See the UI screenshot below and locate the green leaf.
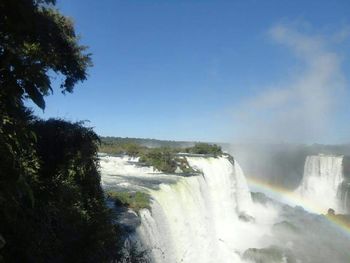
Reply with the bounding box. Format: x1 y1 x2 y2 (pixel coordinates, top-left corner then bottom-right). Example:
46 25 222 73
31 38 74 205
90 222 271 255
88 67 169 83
24 84 46 110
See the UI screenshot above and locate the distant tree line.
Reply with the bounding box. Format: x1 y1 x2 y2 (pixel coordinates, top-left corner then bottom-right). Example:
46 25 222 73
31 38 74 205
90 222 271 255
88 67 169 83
101 136 195 149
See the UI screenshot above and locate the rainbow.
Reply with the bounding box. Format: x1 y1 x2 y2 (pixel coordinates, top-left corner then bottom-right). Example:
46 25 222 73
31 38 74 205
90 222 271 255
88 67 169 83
247 177 350 238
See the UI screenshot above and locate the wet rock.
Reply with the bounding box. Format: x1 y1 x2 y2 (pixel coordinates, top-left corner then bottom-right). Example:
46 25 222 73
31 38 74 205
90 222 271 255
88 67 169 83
327 208 335 216
243 246 297 263
238 212 255 222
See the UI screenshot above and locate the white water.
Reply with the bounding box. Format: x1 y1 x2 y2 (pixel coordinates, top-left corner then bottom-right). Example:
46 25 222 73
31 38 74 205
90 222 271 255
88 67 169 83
99 155 157 177
136 156 277 263
340 185 350 213
295 154 345 214
99 154 350 263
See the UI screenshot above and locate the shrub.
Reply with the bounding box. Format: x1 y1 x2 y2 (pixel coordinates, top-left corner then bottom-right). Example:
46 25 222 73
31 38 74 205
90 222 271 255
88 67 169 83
186 143 223 156
139 148 177 173
107 191 150 212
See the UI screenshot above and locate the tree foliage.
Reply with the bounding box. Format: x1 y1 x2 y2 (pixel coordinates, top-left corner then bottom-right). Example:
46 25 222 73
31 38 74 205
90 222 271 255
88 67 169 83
1 120 118 262
0 0 91 109
185 143 222 156
0 1 118 262
139 147 178 173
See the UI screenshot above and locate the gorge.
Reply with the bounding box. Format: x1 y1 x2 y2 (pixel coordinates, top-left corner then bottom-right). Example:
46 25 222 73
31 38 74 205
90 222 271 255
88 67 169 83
99 151 350 263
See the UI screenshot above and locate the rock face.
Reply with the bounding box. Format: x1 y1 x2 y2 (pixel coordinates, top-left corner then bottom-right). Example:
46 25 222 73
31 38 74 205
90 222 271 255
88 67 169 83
238 212 255 222
327 208 335 216
338 180 350 213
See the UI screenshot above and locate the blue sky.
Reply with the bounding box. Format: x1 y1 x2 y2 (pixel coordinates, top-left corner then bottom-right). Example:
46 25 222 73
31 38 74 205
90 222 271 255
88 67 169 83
30 0 350 143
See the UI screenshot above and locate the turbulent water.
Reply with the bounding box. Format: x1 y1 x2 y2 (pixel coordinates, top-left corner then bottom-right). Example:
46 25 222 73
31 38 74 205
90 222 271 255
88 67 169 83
136 156 276 263
295 154 345 213
99 154 350 263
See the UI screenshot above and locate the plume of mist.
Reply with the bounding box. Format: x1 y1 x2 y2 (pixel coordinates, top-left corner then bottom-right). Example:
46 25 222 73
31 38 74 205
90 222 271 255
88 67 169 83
232 23 347 143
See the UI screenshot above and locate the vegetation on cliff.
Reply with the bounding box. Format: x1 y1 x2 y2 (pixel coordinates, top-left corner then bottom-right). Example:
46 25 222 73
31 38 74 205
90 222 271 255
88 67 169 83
139 144 223 173
107 191 151 212
139 147 178 173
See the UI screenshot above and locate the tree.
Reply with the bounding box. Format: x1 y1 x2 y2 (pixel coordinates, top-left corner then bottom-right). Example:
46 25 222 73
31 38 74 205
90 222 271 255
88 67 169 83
0 0 92 223
0 0 91 110
0 0 92 206
186 143 222 156
0 1 119 262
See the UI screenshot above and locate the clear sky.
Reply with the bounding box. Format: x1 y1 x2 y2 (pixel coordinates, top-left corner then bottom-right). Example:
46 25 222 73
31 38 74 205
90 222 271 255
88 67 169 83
30 0 350 143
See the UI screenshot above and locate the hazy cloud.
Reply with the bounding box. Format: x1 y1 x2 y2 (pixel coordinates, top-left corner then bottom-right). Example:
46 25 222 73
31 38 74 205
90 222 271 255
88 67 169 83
232 23 347 143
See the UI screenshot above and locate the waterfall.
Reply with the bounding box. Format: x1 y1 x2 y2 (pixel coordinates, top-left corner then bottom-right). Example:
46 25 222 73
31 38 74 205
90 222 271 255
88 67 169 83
99 153 350 263
136 156 273 263
295 154 345 214
338 181 350 213
99 154 278 262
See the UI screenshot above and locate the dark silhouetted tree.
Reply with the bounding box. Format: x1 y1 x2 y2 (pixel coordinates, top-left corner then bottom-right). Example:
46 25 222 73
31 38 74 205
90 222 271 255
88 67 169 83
0 1 118 262
0 0 92 109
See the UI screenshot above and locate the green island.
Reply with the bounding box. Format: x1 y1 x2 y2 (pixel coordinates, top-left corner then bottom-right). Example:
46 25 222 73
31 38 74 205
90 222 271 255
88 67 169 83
99 138 223 173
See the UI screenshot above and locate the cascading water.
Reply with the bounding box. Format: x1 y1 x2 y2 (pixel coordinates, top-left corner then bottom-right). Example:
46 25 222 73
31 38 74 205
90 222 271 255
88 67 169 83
338 181 350 213
99 153 350 263
295 154 345 214
138 157 274 263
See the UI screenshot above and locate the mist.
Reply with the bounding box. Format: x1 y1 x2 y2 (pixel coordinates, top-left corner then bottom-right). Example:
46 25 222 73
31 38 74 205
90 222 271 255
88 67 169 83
232 23 348 144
